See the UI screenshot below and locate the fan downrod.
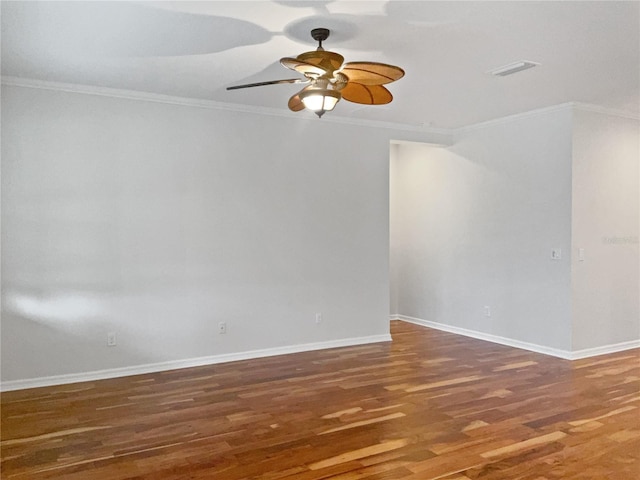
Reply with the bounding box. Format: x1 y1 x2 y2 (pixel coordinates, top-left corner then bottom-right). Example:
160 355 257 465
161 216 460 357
311 28 330 48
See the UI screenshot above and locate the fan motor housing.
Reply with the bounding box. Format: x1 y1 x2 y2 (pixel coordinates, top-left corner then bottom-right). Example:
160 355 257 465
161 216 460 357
311 28 330 43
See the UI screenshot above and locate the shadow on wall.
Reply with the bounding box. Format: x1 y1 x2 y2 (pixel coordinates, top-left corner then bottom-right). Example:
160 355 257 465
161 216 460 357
1 289 155 382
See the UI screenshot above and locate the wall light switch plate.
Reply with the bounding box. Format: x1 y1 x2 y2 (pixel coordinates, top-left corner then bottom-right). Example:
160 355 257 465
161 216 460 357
578 248 585 261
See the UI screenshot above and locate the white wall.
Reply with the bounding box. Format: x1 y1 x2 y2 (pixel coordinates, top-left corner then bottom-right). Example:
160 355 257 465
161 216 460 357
571 110 640 350
389 143 400 317
1 84 445 384
391 105 640 355
6 85 634 387
391 107 574 351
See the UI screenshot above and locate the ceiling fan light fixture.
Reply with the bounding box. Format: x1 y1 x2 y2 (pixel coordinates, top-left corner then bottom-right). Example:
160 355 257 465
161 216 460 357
227 28 404 118
299 88 341 118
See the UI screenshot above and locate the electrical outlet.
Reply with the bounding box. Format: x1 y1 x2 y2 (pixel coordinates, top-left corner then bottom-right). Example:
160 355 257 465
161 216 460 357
107 332 117 347
315 312 322 324
218 322 227 334
484 306 491 317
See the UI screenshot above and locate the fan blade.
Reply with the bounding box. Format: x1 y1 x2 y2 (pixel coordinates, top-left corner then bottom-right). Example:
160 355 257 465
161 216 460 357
340 62 405 86
341 83 393 105
288 86 312 112
227 78 307 90
288 94 305 112
297 50 344 73
280 57 327 76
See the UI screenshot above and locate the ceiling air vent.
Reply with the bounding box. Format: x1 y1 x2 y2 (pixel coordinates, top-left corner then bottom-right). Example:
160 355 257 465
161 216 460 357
489 61 539 76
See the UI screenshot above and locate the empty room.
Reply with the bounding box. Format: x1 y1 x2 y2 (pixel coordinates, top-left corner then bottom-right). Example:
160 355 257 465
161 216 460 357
1 1 639 479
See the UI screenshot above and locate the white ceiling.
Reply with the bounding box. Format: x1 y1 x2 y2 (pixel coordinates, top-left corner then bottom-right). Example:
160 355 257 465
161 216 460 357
2 1 638 129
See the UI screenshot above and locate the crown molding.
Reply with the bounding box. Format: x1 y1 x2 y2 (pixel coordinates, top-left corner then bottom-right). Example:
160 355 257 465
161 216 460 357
455 102 575 135
457 102 639 136
571 102 640 121
0 75 450 136
3 76 635 138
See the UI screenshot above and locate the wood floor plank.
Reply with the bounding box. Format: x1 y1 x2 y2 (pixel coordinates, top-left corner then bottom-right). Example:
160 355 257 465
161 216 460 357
2 321 639 479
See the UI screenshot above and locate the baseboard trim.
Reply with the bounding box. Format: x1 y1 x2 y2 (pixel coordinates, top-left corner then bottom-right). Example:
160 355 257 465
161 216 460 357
390 314 640 360
0 333 392 392
392 315 572 359
570 340 640 360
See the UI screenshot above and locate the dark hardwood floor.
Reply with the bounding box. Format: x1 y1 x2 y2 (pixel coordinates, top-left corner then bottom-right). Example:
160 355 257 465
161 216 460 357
1 321 639 479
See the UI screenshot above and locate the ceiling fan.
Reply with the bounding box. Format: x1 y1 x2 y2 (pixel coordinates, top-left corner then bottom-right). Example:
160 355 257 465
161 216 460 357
227 28 405 118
